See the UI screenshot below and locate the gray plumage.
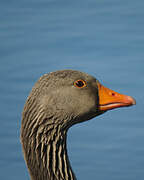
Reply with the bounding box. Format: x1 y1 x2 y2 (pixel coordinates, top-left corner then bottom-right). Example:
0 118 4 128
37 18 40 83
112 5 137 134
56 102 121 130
21 70 103 180
21 69 136 180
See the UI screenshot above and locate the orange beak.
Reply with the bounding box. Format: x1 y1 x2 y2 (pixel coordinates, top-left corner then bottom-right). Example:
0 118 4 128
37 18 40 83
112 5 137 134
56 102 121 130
97 82 136 111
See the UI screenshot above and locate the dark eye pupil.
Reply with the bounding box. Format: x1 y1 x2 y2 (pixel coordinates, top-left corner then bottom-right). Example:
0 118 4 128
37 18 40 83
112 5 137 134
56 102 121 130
74 80 86 88
76 80 84 87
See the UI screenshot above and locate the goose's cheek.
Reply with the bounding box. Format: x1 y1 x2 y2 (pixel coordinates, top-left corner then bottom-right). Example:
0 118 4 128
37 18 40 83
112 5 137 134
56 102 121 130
69 95 98 118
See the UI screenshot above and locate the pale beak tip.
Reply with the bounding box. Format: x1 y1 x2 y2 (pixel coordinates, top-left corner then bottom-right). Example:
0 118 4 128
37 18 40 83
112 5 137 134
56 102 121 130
132 98 136 105
128 96 136 105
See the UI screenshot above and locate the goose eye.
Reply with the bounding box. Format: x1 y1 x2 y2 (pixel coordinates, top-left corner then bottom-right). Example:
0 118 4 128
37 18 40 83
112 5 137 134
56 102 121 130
74 80 86 88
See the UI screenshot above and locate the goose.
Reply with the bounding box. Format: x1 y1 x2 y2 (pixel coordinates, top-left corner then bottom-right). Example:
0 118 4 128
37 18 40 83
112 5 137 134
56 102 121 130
21 70 136 180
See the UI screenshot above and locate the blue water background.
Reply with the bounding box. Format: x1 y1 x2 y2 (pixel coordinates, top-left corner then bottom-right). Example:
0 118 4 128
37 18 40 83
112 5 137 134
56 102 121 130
0 0 144 179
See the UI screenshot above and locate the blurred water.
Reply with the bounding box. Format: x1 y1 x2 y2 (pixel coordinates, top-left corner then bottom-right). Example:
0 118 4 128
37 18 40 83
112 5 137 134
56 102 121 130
0 0 144 179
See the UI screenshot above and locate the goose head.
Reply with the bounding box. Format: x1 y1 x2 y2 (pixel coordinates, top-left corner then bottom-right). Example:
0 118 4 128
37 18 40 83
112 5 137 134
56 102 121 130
21 70 135 180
